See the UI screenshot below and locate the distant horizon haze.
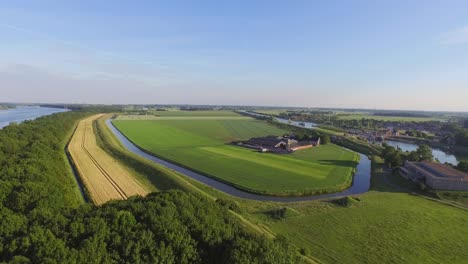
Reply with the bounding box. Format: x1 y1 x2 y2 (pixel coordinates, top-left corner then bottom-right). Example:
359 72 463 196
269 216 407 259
1 1 468 111
4 101 468 114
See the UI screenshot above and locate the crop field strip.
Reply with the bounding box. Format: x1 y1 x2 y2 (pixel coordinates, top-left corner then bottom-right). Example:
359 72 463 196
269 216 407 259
68 115 149 205
80 126 127 199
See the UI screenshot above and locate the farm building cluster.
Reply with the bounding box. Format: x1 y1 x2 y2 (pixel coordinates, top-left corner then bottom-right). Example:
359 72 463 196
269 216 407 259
235 135 320 153
400 161 468 191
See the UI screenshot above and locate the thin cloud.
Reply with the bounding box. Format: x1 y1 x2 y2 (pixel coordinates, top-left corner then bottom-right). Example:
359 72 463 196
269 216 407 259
440 26 468 45
0 23 164 66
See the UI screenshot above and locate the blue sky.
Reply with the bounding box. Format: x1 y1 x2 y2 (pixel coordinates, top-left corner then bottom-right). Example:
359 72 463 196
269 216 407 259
1 1 468 111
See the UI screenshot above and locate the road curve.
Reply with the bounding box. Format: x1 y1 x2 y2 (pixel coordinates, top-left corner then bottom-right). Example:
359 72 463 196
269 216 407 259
106 119 371 202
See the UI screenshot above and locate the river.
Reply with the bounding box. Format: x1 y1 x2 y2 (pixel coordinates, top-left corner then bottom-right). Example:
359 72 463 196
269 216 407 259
106 118 371 202
0 106 69 129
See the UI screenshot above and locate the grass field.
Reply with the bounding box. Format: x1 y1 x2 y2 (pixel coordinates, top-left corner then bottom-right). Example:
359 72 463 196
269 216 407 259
68 115 150 205
149 110 240 116
242 156 468 264
254 109 287 116
116 114 250 120
113 116 359 196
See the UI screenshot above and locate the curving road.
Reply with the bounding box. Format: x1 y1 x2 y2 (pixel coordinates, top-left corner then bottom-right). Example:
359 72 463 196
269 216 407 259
106 119 371 202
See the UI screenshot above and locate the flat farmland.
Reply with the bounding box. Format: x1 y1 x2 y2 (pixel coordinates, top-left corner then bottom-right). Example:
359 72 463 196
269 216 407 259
68 115 149 205
150 110 240 116
113 115 359 196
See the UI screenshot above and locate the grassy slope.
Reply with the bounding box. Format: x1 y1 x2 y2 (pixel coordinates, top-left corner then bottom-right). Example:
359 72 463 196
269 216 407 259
113 118 358 195
436 191 468 207
243 156 468 264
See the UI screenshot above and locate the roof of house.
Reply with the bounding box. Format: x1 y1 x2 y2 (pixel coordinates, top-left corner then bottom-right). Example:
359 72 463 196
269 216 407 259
244 136 287 148
407 161 468 181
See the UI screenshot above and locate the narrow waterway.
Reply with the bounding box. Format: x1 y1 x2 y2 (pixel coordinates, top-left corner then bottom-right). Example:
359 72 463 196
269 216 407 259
106 119 371 202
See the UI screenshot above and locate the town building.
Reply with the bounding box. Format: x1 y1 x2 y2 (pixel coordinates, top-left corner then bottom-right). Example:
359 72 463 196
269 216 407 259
400 161 468 191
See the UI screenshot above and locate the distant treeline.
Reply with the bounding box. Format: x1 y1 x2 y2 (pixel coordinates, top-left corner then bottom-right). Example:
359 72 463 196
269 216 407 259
0 111 300 263
179 106 216 111
39 104 67 109
37 104 126 112
373 112 431 118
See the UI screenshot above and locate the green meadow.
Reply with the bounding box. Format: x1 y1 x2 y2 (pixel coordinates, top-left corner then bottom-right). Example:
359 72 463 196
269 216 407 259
149 110 240 116
113 115 359 196
243 157 468 264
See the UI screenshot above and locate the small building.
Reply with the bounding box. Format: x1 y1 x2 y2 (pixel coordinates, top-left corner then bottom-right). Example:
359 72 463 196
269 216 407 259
240 135 315 153
400 161 468 191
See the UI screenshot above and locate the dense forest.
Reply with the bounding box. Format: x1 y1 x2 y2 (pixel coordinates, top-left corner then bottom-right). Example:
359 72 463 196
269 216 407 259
0 112 300 263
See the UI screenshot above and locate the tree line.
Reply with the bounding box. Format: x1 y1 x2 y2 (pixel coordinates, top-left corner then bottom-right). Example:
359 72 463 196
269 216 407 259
0 111 301 263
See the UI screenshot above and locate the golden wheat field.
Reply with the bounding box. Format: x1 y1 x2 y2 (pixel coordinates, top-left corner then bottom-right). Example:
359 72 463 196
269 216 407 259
68 114 149 205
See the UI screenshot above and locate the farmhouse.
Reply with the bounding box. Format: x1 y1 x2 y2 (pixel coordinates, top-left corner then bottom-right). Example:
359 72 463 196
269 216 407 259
400 161 468 191
239 135 319 153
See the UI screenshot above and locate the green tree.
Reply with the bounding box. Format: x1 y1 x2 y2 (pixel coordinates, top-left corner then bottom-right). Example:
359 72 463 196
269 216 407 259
416 144 433 162
321 135 331 145
457 161 468 173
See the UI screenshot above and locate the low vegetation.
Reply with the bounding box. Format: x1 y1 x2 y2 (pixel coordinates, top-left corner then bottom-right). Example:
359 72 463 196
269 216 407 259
436 191 468 207
242 156 468 264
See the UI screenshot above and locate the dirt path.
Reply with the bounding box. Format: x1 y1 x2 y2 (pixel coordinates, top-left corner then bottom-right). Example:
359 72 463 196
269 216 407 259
68 114 149 205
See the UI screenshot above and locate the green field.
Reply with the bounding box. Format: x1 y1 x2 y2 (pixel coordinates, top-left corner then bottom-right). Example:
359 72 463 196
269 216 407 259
254 109 287 116
243 157 468 263
113 115 359 196
149 110 240 116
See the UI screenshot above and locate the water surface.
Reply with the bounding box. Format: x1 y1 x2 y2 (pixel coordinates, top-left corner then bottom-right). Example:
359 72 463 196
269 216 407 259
0 106 68 129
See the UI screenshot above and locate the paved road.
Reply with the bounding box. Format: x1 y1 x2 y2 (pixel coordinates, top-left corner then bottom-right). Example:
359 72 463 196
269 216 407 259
106 119 372 202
